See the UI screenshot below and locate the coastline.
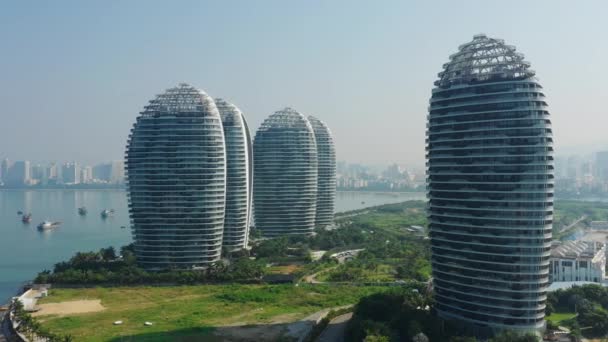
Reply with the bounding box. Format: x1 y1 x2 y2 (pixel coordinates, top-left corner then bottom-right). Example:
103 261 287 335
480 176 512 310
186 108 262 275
4 190 608 307
0 190 422 307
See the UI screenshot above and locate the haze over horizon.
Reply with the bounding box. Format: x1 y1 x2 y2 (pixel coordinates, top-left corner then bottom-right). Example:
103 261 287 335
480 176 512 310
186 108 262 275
1 0 607 167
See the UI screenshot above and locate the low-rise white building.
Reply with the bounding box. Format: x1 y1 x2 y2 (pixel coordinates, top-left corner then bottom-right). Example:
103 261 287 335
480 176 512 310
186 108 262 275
550 240 606 283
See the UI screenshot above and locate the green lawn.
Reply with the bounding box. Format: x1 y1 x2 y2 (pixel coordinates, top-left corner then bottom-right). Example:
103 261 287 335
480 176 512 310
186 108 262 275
317 263 397 282
546 311 577 325
37 284 388 341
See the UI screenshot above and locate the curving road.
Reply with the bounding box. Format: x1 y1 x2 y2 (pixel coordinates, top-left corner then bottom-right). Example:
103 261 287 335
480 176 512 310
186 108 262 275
315 313 352 342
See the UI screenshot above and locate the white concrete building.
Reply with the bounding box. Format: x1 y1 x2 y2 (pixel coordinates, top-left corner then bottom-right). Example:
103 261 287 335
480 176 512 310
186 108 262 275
550 241 606 283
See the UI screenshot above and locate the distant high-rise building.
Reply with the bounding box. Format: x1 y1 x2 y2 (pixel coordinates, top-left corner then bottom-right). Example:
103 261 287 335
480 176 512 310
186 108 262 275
383 163 404 181
30 164 45 185
253 108 318 237
62 162 80 184
596 151 608 182
308 116 336 228
47 163 58 183
1 158 10 184
566 156 580 180
216 99 253 250
110 161 124 184
80 166 93 184
554 156 567 180
91 162 124 184
427 35 553 334
93 163 112 182
6 161 30 186
126 83 227 270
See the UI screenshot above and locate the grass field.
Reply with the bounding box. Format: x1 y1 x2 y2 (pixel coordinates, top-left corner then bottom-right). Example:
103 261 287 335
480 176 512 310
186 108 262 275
316 263 396 282
546 311 577 325
37 284 388 341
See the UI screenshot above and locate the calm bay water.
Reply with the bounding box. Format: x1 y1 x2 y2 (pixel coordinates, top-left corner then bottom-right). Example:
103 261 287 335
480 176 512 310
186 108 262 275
0 190 424 304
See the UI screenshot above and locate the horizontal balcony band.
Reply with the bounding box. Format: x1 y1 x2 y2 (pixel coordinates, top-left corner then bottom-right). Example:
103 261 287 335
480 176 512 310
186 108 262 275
433 270 549 294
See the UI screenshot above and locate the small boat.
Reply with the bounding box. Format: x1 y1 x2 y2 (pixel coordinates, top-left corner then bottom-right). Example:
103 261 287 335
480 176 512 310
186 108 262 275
78 207 88 216
22 214 32 223
17 210 23 215
37 221 61 231
101 209 114 219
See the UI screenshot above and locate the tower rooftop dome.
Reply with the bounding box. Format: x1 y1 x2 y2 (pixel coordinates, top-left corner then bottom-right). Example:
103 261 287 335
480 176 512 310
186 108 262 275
258 107 310 130
436 34 535 88
141 83 216 116
214 98 243 124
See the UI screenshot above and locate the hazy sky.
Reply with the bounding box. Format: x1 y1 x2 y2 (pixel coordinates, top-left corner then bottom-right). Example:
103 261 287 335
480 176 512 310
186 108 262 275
1 0 607 167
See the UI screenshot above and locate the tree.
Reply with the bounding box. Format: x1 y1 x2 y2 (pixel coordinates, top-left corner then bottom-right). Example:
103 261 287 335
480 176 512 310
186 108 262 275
412 332 429 342
364 335 390 342
489 331 538 342
546 319 559 331
100 246 117 261
579 305 608 335
449 337 477 342
251 237 289 258
545 301 554 316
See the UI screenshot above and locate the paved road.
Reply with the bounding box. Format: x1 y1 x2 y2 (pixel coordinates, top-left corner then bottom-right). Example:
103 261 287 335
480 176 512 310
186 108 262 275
559 215 587 233
1 311 11 342
303 266 338 284
316 313 353 342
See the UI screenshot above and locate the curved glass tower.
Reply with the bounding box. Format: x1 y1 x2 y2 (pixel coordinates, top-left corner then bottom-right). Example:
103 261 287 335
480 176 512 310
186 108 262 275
427 35 553 333
308 116 336 228
253 108 318 237
126 83 226 270
215 98 253 250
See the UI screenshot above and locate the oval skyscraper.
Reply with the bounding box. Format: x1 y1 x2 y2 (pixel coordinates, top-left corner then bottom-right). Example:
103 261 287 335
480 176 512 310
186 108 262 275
308 116 336 228
215 98 253 250
253 108 318 237
427 35 553 334
126 83 227 270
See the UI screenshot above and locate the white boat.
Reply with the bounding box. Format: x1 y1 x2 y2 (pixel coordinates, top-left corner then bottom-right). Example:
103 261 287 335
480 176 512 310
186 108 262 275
37 221 61 231
101 209 115 219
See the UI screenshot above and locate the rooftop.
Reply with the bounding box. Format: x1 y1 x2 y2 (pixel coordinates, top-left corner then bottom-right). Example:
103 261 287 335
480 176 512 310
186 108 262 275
435 34 535 88
141 83 216 117
551 240 606 259
258 107 311 131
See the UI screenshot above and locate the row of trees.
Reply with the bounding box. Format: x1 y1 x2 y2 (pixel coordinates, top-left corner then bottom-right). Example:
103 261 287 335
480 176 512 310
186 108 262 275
547 284 608 337
345 286 539 342
35 244 265 285
250 200 431 284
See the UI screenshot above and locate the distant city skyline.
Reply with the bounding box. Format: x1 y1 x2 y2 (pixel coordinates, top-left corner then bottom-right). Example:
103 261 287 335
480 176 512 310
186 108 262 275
1 1 608 166
0 158 124 187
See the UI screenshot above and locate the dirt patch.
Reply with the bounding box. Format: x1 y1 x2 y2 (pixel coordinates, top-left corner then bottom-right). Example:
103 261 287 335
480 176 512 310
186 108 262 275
33 299 105 317
267 264 302 274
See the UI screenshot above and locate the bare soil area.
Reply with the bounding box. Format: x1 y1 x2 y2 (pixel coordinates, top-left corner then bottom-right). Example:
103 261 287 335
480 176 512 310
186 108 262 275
32 299 105 317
